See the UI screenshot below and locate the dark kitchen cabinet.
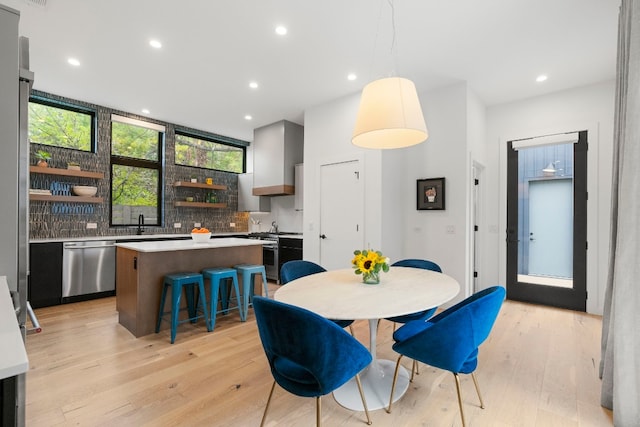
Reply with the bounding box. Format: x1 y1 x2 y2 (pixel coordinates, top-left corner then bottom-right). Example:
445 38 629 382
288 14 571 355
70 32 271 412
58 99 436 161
278 237 303 277
29 242 63 308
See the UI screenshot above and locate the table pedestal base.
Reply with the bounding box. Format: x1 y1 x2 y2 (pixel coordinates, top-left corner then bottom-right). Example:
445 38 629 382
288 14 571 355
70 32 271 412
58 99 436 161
333 359 410 411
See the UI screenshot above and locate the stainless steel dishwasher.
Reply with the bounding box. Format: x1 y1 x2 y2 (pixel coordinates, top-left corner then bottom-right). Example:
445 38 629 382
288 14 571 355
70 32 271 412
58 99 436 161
62 240 116 300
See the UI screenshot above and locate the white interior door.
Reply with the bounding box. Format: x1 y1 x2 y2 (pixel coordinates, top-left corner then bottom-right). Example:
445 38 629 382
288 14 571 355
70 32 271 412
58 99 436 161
319 160 363 270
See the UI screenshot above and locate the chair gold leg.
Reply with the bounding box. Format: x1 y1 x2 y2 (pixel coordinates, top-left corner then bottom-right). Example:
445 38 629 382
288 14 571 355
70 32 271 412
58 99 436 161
415 360 420 375
453 373 467 427
260 381 277 427
471 372 485 409
386 355 404 413
348 324 355 336
410 359 417 382
354 374 372 425
316 396 321 427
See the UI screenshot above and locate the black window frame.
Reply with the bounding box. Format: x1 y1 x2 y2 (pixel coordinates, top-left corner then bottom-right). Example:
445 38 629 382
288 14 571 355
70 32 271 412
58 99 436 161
174 128 248 174
28 95 97 153
109 117 164 228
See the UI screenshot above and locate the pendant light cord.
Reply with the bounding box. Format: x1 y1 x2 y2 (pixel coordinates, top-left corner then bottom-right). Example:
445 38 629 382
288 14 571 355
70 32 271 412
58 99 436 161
387 0 397 76
368 0 398 80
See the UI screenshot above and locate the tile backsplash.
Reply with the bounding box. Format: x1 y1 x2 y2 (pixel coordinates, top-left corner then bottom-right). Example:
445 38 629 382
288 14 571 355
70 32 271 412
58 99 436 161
29 91 249 240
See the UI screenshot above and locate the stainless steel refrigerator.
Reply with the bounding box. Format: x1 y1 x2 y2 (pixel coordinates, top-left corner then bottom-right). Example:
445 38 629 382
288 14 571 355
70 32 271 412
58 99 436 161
0 4 32 425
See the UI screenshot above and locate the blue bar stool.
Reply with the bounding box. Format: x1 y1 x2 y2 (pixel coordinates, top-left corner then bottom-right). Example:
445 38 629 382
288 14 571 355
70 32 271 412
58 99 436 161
233 264 269 320
202 267 244 327
156 272 210 344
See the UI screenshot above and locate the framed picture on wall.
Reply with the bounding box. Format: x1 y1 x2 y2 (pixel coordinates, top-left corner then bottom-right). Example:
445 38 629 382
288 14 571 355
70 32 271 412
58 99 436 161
417 177 445 210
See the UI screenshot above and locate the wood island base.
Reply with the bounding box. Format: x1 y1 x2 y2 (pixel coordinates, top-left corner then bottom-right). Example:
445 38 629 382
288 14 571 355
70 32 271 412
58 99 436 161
116 241 263 338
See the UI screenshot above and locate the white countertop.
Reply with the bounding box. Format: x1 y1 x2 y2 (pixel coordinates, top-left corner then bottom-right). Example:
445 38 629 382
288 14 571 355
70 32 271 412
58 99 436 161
115 237 266 253
0 276 29 380
30 232 249 244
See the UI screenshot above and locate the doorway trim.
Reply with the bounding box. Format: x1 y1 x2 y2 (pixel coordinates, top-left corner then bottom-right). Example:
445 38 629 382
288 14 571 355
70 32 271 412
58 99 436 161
498 122 602 314
469 159 485 295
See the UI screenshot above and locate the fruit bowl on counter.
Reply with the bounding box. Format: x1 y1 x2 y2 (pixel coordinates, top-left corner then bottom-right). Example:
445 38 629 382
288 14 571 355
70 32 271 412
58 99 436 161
191 228 212 243
71 185 97 197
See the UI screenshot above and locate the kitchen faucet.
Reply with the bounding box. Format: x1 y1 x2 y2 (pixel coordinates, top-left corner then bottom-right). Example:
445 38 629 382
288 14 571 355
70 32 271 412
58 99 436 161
137 214 144 235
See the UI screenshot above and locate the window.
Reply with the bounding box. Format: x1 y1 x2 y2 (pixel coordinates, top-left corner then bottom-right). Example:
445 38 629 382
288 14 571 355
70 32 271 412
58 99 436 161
110 115 164 226
28 97 95 152
175 130 245 173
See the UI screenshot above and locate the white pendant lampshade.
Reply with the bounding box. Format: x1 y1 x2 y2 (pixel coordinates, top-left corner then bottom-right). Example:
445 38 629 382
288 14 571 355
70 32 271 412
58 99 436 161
352 77 428 149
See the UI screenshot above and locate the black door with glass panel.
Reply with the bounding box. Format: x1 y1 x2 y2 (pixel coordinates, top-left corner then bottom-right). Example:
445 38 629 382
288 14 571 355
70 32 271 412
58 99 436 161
506 131 587 311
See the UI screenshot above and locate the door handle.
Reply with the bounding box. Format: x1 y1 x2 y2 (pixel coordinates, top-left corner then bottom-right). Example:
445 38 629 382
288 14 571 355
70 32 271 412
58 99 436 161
319 234 327 239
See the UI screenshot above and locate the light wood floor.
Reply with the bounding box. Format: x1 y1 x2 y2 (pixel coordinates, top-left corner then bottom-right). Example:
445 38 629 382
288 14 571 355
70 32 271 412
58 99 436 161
24 287 613 426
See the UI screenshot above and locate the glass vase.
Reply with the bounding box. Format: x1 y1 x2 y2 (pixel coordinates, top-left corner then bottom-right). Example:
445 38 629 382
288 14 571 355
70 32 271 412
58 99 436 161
362 270 380 285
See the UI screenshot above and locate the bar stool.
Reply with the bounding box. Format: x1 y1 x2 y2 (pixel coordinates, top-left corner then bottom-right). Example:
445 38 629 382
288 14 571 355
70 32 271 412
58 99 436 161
156 272 210 344
233 264 269 320
202 267 244 327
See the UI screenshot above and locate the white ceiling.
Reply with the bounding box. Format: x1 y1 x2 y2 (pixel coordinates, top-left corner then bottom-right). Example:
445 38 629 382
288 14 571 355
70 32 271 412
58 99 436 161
4 0 620 142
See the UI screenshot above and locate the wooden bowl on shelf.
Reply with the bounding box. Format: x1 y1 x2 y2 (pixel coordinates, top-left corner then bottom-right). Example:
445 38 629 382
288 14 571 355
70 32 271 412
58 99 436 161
71 185 97 197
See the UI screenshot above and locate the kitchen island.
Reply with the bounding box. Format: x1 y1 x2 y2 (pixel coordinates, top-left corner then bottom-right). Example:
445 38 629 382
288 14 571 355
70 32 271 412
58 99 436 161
115 238 265 337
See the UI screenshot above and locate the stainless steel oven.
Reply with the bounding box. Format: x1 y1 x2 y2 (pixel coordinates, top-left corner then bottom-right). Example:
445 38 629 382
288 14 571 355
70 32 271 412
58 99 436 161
248 233 279 282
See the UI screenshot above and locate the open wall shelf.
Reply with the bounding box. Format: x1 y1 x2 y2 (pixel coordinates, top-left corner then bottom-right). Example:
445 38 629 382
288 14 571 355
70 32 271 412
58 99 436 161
173 201 227 209
29 194 103 203
173 181 227 191
29 166 104 179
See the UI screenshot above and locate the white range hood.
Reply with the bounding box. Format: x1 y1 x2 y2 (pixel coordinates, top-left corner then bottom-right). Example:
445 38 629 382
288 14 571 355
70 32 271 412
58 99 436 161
252 120 303 196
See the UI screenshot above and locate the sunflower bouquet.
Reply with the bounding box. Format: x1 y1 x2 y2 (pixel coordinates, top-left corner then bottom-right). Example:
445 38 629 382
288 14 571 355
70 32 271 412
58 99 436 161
352 249 390 284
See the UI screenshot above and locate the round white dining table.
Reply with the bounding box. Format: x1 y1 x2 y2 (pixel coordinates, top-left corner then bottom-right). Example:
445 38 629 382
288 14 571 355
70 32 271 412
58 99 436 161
274 266 460 411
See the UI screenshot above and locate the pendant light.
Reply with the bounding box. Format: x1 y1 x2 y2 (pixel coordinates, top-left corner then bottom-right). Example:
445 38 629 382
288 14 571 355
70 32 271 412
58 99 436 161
351 1 428 149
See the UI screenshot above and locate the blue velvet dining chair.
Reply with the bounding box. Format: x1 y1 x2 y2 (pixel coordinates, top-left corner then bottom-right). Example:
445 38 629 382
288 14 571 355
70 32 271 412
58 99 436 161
280 260 355 334
384 258 442 375
385 258 442 325
387 286 505 427
253 296 372 427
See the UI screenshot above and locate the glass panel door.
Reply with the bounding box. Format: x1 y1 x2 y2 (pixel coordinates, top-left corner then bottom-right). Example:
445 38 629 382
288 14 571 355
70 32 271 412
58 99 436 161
506 131 587 311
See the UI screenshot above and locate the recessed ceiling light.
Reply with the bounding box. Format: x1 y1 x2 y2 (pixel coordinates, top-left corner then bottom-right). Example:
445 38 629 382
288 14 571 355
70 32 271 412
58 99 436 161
141 109 150 114
149 39 162 49
249 81 259 89
244 115 253 121
536 74 548 83
347 73 357 81
67 57 80 66
275 26 287 36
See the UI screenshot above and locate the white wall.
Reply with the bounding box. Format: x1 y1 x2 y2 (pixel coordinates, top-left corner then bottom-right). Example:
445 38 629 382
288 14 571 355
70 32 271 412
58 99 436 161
303 79 614 314
304 83 474 305
401 83 470 303
303 92 382 262
485 80 615 314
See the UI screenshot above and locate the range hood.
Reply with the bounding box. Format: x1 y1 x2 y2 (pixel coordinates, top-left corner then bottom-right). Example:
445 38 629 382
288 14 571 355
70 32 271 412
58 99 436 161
238 173 271 212
252 120 303 196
